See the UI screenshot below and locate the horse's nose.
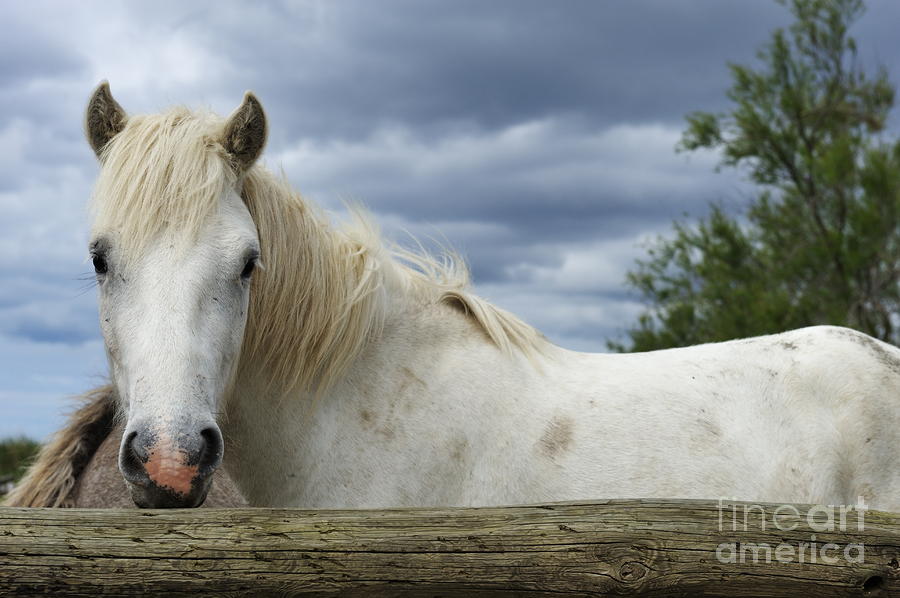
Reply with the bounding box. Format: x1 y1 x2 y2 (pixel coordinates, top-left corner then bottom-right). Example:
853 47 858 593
120 424 223 508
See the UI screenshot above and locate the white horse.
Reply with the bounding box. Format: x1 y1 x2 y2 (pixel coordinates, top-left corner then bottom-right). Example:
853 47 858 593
83 82 900 511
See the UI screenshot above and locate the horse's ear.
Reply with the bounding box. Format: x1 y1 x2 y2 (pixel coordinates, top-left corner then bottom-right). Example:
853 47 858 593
222 91 267 172
85 81 127 159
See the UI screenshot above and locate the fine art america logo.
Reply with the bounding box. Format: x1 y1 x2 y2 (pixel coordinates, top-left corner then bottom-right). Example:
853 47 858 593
715 498 868 564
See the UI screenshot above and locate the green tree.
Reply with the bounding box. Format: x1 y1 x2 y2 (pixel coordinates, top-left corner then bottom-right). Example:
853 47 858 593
0 436 40 489
612 0 900 352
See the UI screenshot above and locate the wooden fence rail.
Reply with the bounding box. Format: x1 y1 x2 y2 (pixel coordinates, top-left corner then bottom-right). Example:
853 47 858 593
1 499 898 597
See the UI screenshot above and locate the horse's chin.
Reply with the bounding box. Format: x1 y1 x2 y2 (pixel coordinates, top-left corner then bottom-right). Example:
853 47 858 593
126 477 213 509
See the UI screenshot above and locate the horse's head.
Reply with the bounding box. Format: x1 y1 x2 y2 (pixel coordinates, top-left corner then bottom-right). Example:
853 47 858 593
84 82 267 507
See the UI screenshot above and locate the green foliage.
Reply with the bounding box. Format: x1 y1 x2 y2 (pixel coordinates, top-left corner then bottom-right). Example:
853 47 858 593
0 436 41 487
613 0 900 352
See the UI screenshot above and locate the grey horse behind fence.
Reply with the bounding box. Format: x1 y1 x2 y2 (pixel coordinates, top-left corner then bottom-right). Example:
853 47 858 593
3 386 246 508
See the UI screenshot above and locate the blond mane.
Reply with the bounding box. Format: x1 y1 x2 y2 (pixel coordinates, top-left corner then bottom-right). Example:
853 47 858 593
90 107 547 395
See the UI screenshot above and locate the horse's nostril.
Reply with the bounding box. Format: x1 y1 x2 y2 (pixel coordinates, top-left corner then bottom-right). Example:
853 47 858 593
119 430 148 485
198 426 224 475
126 430 146 458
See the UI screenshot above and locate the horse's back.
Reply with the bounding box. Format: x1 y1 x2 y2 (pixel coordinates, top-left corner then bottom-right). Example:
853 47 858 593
554 325 900 510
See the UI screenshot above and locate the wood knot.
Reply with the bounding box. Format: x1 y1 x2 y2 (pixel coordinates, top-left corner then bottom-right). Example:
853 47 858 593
862 574 885 595
619 561 648 582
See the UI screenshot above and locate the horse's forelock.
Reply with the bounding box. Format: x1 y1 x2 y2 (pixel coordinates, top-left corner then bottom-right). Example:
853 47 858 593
89 107 237 262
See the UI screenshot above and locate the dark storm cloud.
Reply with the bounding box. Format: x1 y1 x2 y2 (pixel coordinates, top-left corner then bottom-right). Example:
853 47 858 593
194 0 794 144
172 0 799 293
275 116 750 285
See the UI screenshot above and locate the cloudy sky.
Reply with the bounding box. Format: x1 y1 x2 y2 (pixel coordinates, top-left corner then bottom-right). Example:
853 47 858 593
3 0 900 439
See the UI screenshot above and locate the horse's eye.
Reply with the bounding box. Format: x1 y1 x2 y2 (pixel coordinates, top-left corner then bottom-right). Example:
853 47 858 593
240 258 256 280
92 254 108 275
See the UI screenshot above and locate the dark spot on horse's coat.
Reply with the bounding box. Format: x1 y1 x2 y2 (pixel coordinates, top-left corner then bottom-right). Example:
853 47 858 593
359 409 373 426
780 341 798 351
449 438 469 463
697 418 721 437
539 416 574 458
397 366 427 397
861 336 900 376
828 327 900 376
376 425 396 440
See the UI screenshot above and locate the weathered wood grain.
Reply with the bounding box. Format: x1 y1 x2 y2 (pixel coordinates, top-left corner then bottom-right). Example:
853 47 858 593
1 499 898 596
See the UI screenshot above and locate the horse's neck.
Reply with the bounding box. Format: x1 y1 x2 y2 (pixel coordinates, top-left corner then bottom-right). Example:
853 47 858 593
238 196 388 395
224 294 551 507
